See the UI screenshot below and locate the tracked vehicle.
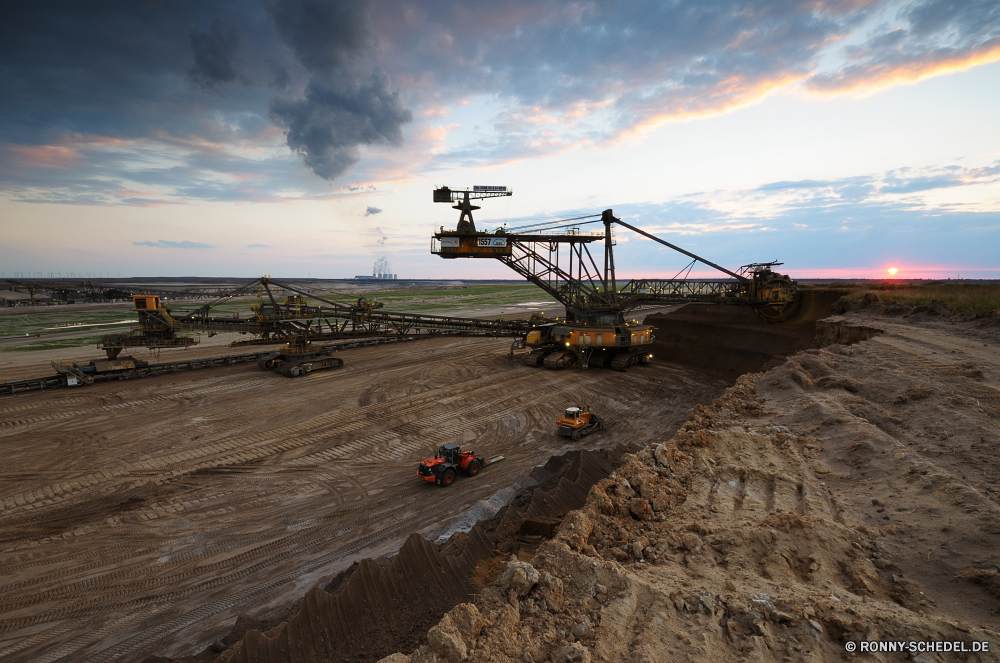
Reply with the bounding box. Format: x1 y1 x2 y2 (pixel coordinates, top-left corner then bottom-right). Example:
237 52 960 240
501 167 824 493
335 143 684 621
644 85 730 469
556 405 605 440
257 335 344 377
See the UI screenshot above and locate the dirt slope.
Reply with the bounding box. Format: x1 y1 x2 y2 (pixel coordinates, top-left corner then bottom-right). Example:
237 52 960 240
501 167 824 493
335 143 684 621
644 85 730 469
383 312 1000 663
763 312 1000 630
199 448 625 663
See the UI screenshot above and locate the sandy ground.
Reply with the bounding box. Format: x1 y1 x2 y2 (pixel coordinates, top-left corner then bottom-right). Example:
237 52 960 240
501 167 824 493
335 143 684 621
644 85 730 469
0 334 723 663
380 309 1000 663
7 294 999 663
764 311 1000 629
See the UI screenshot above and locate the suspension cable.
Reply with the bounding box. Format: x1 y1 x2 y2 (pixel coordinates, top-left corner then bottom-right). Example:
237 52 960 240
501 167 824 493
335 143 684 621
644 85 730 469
506 217 603 234
504 213 601 232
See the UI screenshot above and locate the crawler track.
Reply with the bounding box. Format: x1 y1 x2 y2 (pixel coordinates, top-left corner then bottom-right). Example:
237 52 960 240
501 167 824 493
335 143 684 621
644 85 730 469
0 336 724 663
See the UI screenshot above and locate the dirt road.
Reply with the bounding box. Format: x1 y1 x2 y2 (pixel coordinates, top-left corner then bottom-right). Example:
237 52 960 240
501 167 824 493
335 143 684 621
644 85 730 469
0 336 725 663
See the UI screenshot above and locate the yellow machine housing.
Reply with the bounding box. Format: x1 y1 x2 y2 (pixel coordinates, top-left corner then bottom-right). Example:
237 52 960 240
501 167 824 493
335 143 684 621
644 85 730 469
556 405 605 439
432 232 513 258
132 295 161 310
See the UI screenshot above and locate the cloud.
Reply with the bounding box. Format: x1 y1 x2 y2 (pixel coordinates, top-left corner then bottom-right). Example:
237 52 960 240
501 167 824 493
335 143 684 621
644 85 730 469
370 0 1000 168
2 1 998 197
808 0 1000 94
268 0 376 71
601 162 1000 277
247 243 269 248
133 240 213 249
270 67 412 180
188 18 241 89
368 0 860 161
0 1 412 201
0 134 348 205
613 161 1000 237
363 205 382 216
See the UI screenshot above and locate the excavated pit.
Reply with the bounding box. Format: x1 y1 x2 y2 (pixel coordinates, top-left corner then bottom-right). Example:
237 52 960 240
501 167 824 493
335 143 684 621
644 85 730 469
646 289 854 381
0 335 722 663
141 292 866 663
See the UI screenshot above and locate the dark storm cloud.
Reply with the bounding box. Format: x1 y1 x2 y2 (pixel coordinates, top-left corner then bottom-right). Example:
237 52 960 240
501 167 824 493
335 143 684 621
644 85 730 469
3 1 998 201
189 18 241 89
271 67 412 180
269 0 376 71
0 0 412 200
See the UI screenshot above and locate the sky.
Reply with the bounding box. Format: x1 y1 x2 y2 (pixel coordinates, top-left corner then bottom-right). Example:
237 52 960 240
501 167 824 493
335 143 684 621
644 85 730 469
1 0 999 281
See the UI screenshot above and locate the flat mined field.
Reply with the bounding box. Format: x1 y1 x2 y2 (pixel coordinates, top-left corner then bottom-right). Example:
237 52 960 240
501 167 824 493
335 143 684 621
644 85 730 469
0 335 724 663
4 288 1000 663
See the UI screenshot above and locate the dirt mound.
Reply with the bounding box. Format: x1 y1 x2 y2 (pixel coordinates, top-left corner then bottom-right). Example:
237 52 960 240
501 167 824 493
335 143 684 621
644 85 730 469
646 289 846 381
220 532 492 663
389 372 1000 663
164 448 631 663
832 292 967 320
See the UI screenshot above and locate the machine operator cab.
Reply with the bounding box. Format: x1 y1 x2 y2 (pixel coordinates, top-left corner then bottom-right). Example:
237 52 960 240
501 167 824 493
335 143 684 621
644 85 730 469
438 443 465 465
132 295 161 310
564 407 583 421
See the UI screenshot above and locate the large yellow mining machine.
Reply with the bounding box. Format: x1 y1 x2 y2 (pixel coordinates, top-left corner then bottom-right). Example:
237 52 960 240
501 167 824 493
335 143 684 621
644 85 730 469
256 334 344 377
431 186 800 370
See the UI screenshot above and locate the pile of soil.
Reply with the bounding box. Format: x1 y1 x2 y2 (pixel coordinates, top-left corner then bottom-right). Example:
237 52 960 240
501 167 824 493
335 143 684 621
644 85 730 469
645 289 847 381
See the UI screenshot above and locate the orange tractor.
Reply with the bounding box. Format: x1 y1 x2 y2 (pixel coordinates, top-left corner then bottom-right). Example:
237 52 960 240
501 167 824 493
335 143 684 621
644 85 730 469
557 405 605 440
418 443 503 487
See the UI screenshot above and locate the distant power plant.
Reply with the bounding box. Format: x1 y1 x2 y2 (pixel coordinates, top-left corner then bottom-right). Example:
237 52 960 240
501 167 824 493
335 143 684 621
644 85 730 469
355 256 397 280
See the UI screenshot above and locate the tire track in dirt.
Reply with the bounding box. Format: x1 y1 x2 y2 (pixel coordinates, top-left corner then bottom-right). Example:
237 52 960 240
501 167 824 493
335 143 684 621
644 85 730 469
15 465 525 663
0 377 272 432
1 444 520 614
0 338 720 663
0 362 527 518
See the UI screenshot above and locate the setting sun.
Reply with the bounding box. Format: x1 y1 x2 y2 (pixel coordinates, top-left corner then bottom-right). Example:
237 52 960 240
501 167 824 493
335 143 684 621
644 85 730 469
887 267 898 275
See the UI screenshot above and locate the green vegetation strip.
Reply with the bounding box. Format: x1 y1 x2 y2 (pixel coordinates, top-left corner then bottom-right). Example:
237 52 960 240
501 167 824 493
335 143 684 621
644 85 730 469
0 311 137 338
845 282 1000 313
0 335 106 353
167 284 558 316
353 284 558 313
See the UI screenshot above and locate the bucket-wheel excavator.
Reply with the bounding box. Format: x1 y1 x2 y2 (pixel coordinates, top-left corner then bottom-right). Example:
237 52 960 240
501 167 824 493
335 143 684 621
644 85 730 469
430 187 800 370
97 277 534 375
